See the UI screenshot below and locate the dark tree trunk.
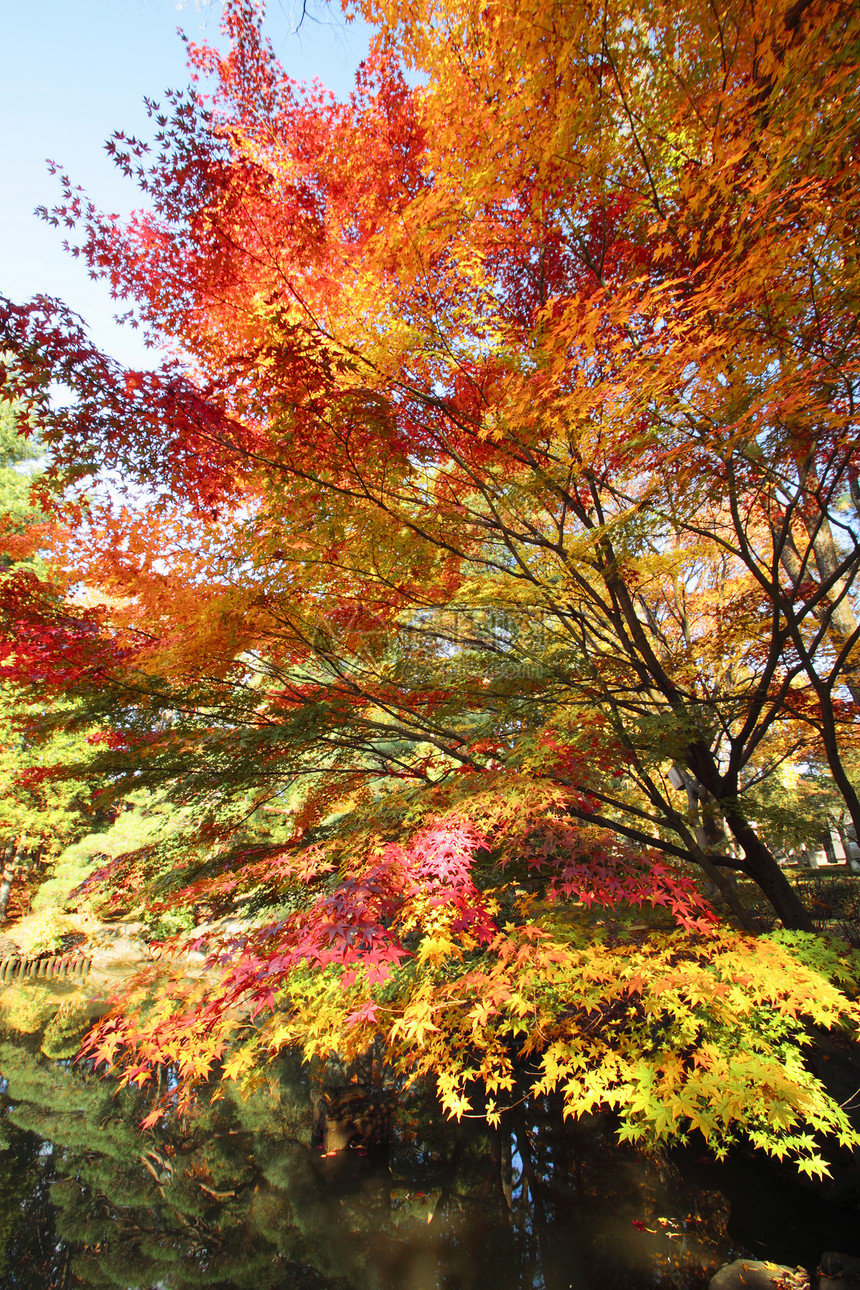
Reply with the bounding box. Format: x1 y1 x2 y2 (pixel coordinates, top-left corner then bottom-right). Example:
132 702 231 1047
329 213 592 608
722 807 814 931
676 770 759 931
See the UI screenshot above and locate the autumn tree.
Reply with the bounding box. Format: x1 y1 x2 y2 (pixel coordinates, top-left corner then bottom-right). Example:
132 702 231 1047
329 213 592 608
0 0 859 1166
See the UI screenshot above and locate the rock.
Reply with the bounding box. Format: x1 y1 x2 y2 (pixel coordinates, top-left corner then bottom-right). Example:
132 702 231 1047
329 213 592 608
709 1260 809 1290
89 935 149 968
90 924 144 945
0 936 20 956
819 1251 860 1285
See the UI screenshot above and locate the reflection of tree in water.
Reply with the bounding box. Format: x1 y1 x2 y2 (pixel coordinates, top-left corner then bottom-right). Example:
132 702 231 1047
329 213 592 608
384 1090 733 1290
507 1106 734 1290
0 1042 330 1290
0 1081 64 1289
0 1038 806 1290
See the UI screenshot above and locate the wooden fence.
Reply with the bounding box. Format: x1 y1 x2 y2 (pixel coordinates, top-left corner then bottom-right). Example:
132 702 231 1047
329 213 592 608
0 953 93 984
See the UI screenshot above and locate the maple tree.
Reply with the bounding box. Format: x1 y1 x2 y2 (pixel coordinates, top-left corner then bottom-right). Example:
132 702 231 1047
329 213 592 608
1 0 860 1167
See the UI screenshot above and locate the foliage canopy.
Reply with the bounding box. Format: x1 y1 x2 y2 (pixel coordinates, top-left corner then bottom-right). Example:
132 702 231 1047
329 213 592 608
1 0 860 1170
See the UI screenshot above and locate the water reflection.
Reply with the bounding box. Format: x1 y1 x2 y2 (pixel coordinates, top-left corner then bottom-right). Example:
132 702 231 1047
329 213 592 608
0 1035 858 1290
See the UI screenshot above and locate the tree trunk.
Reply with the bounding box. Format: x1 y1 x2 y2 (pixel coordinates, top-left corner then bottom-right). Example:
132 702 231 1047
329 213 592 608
0 845 20 921
675 769 758 931
721 806 814 931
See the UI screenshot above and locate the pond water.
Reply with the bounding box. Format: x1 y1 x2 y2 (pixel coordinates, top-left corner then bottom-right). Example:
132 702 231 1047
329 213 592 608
2 1031 860 1290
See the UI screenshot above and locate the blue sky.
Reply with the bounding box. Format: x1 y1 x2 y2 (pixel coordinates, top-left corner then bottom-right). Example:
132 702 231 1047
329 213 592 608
1 0 370 368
